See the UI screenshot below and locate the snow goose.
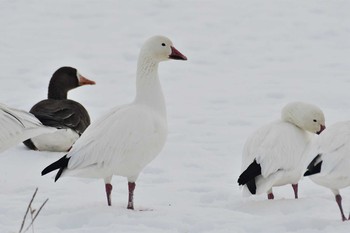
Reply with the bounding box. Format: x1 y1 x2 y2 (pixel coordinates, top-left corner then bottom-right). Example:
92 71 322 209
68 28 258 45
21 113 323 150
23 67 95 152
41 35 187 209
0 103 56 153
238 102 325 199
304 121 350 221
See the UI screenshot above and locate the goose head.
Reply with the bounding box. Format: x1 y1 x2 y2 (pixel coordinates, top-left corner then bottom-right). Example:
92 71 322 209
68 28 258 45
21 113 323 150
281 102 326 134
48 66 95 99
139 35 187 63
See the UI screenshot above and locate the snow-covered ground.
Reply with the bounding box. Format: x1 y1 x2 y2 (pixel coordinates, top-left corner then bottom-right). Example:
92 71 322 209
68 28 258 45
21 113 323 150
1 1 350 232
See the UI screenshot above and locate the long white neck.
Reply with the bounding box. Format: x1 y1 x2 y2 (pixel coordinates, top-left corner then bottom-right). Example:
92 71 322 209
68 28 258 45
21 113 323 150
134 54 166 117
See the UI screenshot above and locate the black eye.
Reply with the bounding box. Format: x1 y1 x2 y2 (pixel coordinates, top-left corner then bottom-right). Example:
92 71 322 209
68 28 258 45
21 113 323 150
313 119 317 122
161 43 166 46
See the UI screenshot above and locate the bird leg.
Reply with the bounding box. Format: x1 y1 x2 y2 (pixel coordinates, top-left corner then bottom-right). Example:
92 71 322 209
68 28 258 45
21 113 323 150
127 182 136 210
292 184 298 199
267 189 274 200
335 194 347 221
105 183 113 206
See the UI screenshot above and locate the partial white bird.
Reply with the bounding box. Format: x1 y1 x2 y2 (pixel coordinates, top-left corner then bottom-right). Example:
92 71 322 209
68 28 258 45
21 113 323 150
238 102 325 199
0 103 56 153
41 35 187 209
304 121 350 221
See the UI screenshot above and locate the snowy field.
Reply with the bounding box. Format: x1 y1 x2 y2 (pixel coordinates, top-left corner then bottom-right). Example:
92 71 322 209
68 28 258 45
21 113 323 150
1 0 350 232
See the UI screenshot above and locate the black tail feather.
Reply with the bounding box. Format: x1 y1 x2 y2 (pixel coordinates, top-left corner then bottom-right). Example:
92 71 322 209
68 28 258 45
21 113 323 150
23 139 38 150
246 179 257 195
304 154 323 176
237 160 262 195
55 167 66 182
41 155 69 182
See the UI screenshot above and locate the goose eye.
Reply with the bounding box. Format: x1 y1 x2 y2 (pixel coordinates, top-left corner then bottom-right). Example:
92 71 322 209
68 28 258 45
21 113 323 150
161 43 166 46
313 119 317 122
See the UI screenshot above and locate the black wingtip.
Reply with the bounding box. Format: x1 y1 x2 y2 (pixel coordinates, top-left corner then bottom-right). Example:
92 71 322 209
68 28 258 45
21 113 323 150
304 154 323 177
23 139 38 151
303 170 312 176
41 155 69 180
237 160 262 186
54 167 65 182
246 179 257 194
237 160 261 195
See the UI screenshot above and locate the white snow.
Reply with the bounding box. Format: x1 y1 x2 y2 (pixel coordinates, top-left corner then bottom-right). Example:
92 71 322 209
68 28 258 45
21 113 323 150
1 0 350 232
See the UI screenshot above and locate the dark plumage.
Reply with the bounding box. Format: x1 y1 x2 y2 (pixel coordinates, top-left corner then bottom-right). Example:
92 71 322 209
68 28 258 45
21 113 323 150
304 154 323 176
41 154 70 181
237 160 262 194
23 66 95 151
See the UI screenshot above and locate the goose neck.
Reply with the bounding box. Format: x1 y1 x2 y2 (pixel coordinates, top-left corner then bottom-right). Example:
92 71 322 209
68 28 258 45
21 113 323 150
134 57 166 115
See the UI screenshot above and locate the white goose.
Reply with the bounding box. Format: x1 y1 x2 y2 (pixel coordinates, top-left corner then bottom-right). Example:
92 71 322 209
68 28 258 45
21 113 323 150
42 35 187 209
238 102 325 199
304 121 350 221
0 103 56 153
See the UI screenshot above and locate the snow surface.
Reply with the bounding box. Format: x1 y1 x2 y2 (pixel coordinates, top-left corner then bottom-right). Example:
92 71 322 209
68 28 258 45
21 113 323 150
1 0 350 232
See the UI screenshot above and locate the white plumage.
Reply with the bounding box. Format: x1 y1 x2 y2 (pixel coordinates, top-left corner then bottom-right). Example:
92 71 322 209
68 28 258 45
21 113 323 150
42 35 187 208
65 104 167 181
238 102 325 199
305 121 350 221
0 103 56 153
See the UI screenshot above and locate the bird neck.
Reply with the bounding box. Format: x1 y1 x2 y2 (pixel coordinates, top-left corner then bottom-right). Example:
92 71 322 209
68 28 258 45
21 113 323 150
134 56 166 116
48 84 68 100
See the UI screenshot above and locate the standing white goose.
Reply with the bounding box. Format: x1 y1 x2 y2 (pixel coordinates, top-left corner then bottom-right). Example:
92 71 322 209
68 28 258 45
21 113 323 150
0 103 56 153
238 102 325 199
304 121 350 221
42 35 187 209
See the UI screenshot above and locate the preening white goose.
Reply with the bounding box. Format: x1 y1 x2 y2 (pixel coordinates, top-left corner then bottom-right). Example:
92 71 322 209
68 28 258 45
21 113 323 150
238 102 325 199
0 103 56 153
42 35 187 209
304 121 350 221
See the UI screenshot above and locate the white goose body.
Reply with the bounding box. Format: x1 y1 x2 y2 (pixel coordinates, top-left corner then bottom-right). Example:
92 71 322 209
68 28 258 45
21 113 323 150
0 103 56 153
65 103 167 181
63 38 169 181
305 121 350 221
242 120 312 195
238 102 325 199
308 121 350 189
42 35 187 208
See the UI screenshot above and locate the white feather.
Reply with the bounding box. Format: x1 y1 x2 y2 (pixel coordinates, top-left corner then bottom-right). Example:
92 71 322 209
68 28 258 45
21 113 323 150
242 120 312 195
31 129 79 152
64 104 167 181
58 36 184 183
0 103 56 153
308 121 350 191
240 102 325 196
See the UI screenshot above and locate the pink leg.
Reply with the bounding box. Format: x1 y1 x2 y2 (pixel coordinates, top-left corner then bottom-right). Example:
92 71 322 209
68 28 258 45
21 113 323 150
105 183 113 206
335 194 347 221
127 182 136 210
292 184 298 199
267 192 274 200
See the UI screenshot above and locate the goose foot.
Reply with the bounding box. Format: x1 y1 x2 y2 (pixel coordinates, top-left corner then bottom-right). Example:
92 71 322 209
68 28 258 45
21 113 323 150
105 183 113 206
127 182 136 210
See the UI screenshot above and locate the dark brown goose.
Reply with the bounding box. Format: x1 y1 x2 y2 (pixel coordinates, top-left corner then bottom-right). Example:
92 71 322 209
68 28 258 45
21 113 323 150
23 66 95 152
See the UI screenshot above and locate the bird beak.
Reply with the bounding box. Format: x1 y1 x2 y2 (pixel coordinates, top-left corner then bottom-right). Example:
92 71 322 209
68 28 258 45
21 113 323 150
79 75 96 86
317 125 326 135
169 46 187 60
